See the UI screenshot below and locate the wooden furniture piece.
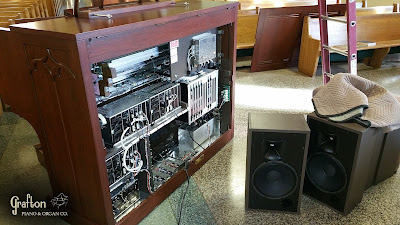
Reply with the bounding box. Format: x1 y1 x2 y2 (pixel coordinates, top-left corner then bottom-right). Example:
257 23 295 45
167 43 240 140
0 2 40 17
395 3 399 13
298 12 400 76
237 8 259 49
0 0 51 18
235 1 347 50
250 4 346 72
0 7 31 18
0 11 23 18
0 15 19 24
44 0 54 16
0 21 11 27
1 1 238 225
354 5 394 16
234 0 338 11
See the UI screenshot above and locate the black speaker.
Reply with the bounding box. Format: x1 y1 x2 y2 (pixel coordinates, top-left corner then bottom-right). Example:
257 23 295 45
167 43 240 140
245 113 310 213
304 113 384 215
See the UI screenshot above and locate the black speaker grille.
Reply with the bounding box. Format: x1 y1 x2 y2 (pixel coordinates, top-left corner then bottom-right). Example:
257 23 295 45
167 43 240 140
306 152 347 194
252 161 298 199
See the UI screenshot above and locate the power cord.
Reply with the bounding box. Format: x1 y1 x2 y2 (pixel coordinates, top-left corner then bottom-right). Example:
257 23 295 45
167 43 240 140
177 161 190 225
188 131 205 151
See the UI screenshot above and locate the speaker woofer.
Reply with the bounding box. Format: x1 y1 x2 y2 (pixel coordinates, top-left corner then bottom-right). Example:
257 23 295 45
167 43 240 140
252 161 298 199
306 152 347 194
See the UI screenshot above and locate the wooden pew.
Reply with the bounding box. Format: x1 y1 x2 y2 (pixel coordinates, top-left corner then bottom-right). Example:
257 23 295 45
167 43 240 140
298 13 400 76
0 2 42 17
44 0 54 16
234 0 338 10
0 7 31 18
1 0 48 17
0 21 10 28
0 16 18 24
235 0 366 51
0 4 38 17
238 5 259 15
0 11 23 18
353 5 394 16
237 8 259 49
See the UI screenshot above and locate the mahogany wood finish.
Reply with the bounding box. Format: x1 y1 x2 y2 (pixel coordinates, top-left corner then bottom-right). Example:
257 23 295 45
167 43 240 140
78 1 173 18
250 4 346 72
3 1 238 225
0 29 46 145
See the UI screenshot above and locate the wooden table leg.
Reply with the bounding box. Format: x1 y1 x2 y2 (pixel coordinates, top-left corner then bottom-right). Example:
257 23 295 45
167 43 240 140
363 47 391 68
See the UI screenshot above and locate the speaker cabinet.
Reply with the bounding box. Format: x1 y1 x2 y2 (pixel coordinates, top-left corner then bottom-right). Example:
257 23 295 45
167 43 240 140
374 128 400 185
304 113 384 215
246 113 310 213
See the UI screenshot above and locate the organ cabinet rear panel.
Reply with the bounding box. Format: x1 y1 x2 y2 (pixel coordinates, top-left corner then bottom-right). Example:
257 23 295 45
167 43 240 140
10 2 238 225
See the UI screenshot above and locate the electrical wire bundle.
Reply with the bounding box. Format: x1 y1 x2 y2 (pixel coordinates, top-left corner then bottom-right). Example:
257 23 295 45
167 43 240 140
187 45 196 72
187 45 215 73
120 112 153 194
167 94 178 112
176 162 190 225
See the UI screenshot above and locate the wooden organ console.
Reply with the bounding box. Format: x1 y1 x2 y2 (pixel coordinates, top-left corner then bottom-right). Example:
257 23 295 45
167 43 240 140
0 1 238 224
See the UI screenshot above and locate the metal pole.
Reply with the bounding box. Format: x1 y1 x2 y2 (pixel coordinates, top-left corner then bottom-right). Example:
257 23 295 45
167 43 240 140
347 0 357 75
318 0 331 84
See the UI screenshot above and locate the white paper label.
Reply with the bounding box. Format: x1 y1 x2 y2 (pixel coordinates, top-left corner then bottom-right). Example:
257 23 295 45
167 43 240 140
171 47 178 57
171 54 178 64
170 43 178 64
170 40 179 49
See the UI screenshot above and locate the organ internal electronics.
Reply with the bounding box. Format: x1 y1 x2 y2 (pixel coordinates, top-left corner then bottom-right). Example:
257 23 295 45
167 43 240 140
91 29 231 221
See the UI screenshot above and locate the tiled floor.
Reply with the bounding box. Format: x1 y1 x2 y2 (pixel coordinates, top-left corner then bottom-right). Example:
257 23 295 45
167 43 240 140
0 59 399 225
193 60 400 225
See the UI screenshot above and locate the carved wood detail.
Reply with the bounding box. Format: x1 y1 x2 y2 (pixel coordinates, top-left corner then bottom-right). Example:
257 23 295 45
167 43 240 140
30 48 76 80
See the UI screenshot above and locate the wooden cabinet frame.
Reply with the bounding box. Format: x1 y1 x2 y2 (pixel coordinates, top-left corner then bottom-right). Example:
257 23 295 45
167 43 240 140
2 2 238 224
